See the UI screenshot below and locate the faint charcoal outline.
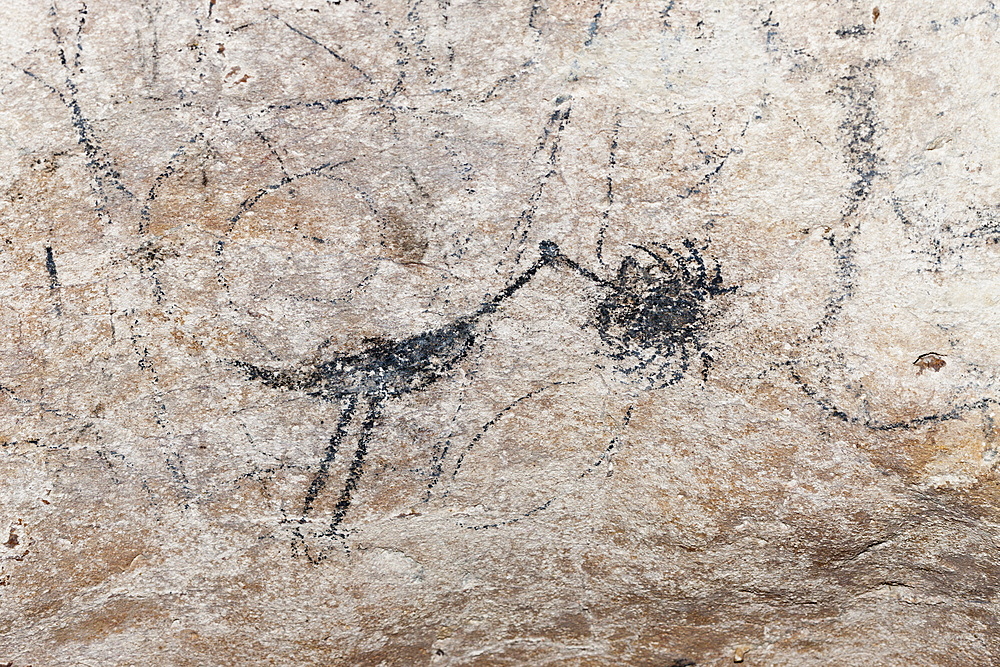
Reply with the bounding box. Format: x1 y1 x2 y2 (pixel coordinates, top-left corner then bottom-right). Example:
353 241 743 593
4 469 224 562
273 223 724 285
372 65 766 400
447 402 637 532
231 238 734 559
771 64 1000 434
738 55 988 431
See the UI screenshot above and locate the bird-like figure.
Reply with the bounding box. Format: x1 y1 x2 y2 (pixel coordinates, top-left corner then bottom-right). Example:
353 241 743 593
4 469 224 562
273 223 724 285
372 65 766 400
231 239 730 560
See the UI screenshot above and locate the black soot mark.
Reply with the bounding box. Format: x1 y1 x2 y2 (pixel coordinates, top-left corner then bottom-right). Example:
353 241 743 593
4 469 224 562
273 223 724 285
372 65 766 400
593 239 733 389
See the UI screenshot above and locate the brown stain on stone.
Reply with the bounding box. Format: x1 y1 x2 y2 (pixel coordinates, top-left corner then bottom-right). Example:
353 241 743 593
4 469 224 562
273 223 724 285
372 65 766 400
379 207 428 263
546 611 592 640
19 538 149 621
913 352 946 374
142 140 274 237
5 456 153 623
856 415 1000 497
226 172 375 252
3 152 104 245
347 642 436 666
3 523 20 548
50 597 166 643
594 600 757 666
143 167 223 236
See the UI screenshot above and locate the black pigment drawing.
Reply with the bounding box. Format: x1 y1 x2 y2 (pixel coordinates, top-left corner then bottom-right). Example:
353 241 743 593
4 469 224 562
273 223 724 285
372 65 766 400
593 239 734 389
233 239 732 558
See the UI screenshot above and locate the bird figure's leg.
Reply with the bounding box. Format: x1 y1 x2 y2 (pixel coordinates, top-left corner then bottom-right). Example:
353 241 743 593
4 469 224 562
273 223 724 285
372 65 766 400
292 393 357 562
301 393 359 518
325 397 384 539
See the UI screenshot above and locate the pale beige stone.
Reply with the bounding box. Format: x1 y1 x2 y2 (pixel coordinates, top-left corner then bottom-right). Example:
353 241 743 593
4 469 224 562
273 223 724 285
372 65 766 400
2 1 1000 665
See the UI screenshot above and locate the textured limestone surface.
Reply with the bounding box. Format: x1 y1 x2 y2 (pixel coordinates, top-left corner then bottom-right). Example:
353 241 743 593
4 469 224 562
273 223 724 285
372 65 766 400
3 0 1000 664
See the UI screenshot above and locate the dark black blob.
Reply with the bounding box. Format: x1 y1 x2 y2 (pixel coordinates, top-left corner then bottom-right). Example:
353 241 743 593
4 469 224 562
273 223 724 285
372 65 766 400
231 312 482 403
592 239 731 388
310 316 479 399
539 239 561 258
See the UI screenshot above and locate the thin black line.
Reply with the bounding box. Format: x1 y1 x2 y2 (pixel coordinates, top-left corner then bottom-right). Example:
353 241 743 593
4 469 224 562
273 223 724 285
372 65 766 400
227 158 355 229
281 20 374 84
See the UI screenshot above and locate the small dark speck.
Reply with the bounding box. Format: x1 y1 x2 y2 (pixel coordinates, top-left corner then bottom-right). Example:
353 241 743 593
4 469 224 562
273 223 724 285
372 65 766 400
836 24 869 37
3 530 18 548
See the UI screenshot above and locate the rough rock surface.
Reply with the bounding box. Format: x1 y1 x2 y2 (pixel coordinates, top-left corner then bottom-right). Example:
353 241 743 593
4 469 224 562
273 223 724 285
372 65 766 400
3 1 1000 665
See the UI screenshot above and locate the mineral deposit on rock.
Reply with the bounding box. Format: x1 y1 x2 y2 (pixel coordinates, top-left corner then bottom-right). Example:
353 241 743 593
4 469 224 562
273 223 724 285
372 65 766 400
3 1 1000 665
